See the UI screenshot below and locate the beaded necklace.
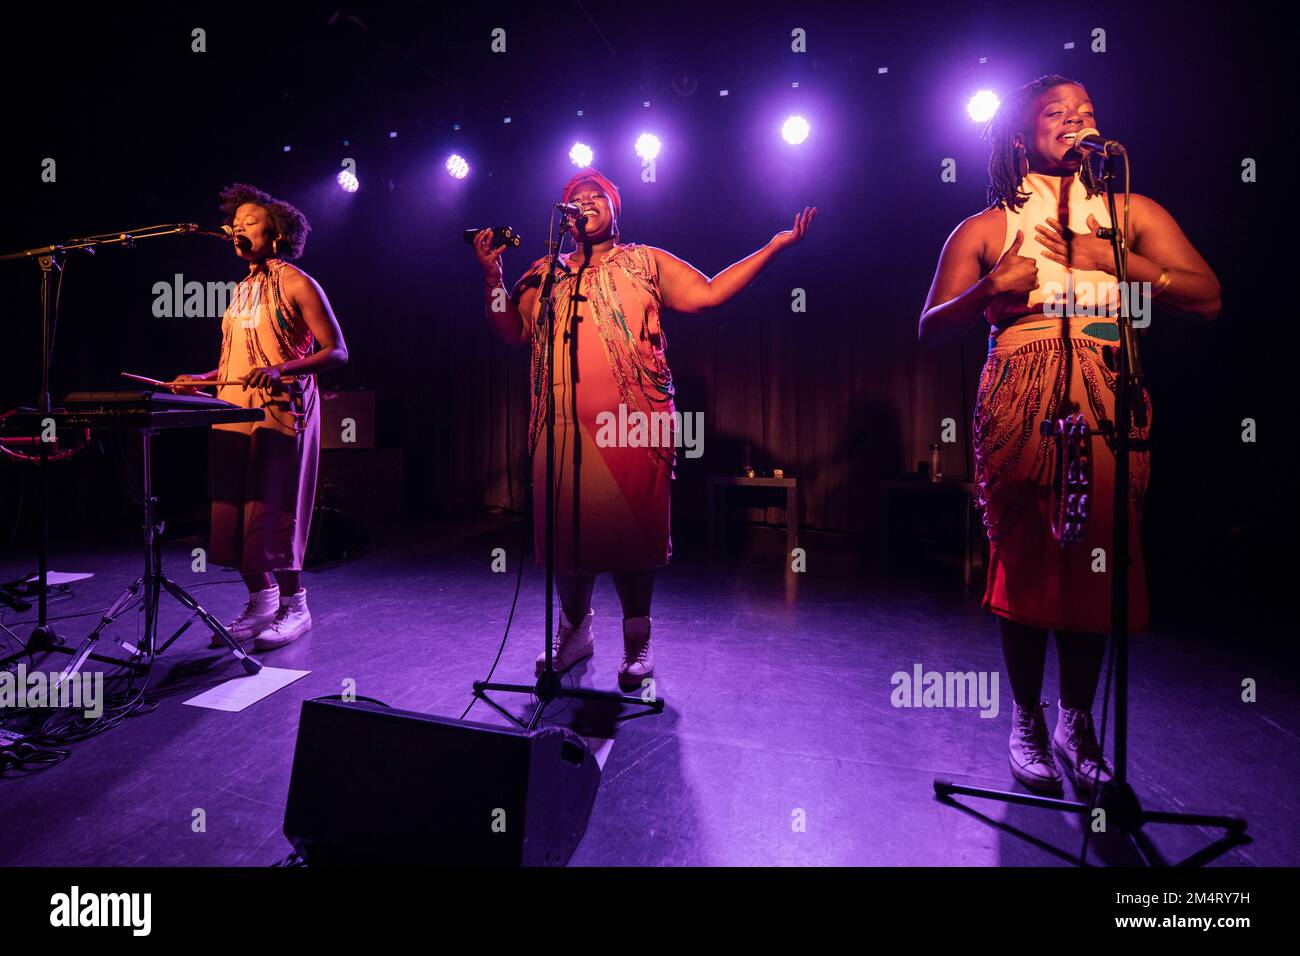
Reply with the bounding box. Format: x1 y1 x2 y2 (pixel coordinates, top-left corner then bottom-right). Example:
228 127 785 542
527 244 675 466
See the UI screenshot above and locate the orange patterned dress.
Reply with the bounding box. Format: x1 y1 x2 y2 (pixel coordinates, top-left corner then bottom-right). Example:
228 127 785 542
515 243 675 574
208 259 320 572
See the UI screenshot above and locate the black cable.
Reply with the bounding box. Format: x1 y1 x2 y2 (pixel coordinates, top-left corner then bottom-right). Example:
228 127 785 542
34 607 153 743
460 517 529 721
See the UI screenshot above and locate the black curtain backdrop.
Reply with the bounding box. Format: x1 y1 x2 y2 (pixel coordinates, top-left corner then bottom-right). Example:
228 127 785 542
0 1 1286 622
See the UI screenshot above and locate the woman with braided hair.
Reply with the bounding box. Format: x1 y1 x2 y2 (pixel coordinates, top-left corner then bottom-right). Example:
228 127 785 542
473 170 814 690
918 76 1219 794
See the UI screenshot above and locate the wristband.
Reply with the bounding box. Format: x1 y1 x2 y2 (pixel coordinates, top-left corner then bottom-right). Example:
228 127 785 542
1151 269 1172 298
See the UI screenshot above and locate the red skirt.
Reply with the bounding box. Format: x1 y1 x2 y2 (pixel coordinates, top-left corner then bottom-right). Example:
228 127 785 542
973 317 1149 633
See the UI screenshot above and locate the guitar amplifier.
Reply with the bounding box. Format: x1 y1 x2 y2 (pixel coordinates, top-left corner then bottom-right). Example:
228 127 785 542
320 388 376 449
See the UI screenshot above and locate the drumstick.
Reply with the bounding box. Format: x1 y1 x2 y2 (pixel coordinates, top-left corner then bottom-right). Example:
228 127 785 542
163 378 301 387
121 372 299 388
121 372 168 386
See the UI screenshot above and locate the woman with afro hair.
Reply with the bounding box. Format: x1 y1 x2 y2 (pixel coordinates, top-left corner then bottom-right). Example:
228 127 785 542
174 184 348 651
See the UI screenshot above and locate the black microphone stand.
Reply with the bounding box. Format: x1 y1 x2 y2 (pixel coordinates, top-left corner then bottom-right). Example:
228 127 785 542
0 224 244 672
933 148 1248 866
473 212 665 731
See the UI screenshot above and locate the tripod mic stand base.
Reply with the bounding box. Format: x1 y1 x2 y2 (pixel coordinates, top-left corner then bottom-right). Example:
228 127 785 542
473 676 664 732
934 775 1249 867
28 623 64 650
0 622 146 673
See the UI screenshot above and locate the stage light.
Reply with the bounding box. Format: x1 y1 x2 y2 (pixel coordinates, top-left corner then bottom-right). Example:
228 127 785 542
635 133 661 161
781 115 810 145
445 154 469 179
967 90 1001 123
336 170 359 193
569 142 593 167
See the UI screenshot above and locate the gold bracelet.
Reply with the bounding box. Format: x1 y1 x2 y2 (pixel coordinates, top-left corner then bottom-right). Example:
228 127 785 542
1151 268 1173 298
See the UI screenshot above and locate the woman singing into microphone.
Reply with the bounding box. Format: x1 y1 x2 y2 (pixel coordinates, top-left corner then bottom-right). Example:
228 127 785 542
918 76 1219 794
174 184 349 651
473 170 814 689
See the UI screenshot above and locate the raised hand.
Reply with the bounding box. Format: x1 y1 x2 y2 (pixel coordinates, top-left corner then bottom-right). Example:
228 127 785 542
770 206 817 252
473 228 507 284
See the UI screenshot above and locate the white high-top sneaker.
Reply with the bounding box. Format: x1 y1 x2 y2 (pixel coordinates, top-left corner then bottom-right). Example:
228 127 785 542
254 588 312 650
1054 702 1114 793
212 585 279 647
617 615 654 692
536 609 595 676
1009 700 1064 794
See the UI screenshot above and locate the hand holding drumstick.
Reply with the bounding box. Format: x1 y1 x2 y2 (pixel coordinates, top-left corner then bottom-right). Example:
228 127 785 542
122 371 296 395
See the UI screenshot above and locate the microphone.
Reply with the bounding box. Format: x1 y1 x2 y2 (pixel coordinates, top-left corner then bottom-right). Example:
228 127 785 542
463 226 522 249
184 223 251 250
181 223 234 240
1065 128 1125 156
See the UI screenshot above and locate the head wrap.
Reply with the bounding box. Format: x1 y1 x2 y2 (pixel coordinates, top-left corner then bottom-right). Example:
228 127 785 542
560 169 622 219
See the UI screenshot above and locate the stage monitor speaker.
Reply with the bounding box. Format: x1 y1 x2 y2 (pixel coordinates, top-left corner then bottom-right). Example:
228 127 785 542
283 697 601 866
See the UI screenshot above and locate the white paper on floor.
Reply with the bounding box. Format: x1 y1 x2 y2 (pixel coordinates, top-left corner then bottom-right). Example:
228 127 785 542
26 571 94 586
580 736 615 770
182 667 311 712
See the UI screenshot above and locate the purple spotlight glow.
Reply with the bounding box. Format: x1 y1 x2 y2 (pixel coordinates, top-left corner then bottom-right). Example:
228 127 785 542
781 115 811 145
445 154 469 179
967 90 1001 123
634 133 661 161
336 169 359 193
569 142 594 168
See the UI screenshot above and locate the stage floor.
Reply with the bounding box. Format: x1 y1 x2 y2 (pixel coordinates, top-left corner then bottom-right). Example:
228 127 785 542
0 516 1293 866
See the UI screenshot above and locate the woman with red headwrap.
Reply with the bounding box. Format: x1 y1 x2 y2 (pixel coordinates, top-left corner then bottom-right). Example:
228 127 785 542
473 170 815 690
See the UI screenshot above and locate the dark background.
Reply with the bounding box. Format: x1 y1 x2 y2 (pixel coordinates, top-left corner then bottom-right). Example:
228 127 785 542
0 1 1286 626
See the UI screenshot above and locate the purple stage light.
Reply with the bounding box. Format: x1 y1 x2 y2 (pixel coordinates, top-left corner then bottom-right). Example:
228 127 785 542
445 154 469 179
336 170 359 193
635 133 661 161
781 115 810 145
967 90 1001 123
569 142 594 168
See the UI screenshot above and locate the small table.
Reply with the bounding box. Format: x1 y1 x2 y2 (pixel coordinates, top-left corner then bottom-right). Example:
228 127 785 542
706 475 800 559
880 478 982 589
